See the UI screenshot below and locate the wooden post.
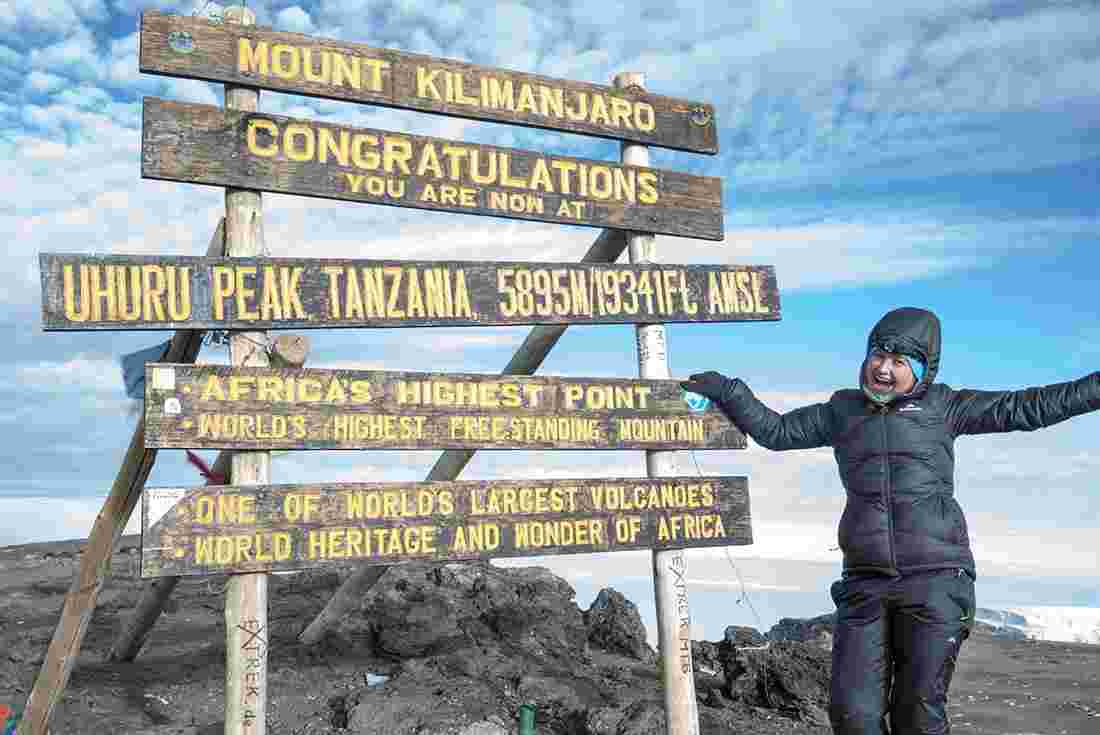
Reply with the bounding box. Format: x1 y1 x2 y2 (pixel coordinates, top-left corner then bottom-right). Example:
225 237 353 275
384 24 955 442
616 72 700 735
220 7 269 735
296 228 629 645
16 219 225 735
108 335 310 662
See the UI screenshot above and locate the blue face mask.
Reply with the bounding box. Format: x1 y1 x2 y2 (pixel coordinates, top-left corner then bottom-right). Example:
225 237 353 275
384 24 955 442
868 346 926 385
906 356 925 384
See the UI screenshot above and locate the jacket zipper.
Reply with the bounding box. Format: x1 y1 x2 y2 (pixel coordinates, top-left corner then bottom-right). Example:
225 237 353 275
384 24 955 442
879 406 898 573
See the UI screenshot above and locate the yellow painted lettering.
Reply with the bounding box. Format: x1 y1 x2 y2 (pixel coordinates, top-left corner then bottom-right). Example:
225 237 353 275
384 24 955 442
141 265 167 321
637 172 658 204
416 67 444 100
610 97 633 129
234 266 258 320
283 123 315 162
331 53 361 90
237 39 269 76
246 118 278 158
271 43 300 80
322 266 343 318
416 143 444 178
62 264 89 322
383 137 413 175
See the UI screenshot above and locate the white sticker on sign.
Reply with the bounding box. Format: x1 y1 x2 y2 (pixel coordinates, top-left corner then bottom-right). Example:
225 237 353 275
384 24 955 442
152 367 175 391
164 398 181 416
145 488 186 529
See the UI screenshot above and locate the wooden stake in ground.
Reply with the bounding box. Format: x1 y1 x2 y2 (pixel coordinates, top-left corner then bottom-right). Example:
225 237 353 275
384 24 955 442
220 7 270 735
616 71 701 735
16 220 225 735
296 228 629 645
109 335 309 662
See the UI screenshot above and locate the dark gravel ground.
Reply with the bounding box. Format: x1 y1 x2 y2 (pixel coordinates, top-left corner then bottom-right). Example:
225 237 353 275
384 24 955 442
2 537 1097 735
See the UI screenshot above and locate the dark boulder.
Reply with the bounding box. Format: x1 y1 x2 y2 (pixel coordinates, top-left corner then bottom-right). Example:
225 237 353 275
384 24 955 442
344 658 513 735
352 561 588 664
724 625 767 648
692 640 722 677
720 639 831 726
767 613 836 650
584 588 657 663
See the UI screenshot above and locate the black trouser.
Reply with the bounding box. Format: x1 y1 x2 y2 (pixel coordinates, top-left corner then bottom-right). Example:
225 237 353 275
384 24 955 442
828 568 975 735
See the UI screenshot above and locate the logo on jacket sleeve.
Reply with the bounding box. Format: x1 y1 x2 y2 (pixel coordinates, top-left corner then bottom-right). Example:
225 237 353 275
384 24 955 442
683 391 711 412
897 402 922 412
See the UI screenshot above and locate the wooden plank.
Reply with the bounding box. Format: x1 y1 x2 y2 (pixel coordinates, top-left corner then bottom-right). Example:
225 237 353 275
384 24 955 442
40 253 779 331
140 476 751 577
143 365 746 451
139 11 718 155
141 98 725 241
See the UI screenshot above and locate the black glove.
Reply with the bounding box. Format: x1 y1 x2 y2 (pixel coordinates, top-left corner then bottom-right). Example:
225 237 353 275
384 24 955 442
680 371 736 405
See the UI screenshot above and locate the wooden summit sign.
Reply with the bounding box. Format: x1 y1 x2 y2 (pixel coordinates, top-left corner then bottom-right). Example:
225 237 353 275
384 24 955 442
139 11 718 154
142 98 725 241
140 476 751 577
143 365 746 451
41 253 779 330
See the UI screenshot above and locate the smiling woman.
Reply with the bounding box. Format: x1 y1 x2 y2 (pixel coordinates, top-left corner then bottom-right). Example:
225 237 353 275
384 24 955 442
682 305 1100 735
862 346 920 404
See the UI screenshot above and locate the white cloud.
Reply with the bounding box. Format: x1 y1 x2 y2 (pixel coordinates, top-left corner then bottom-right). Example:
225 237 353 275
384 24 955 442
18 137 70 160
275 6 314 34
29 32 100 76
0 0 107 36
26 70 67 93
0 496 142 547
12 355 122 394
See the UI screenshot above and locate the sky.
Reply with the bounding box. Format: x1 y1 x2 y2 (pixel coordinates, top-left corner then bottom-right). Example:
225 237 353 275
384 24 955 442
1 0 1098 641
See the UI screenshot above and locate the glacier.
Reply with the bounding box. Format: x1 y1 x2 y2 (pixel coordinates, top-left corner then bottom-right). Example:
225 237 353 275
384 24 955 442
975 605 1100 645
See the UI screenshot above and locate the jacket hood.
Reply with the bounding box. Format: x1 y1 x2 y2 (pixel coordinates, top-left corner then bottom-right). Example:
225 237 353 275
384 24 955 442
861 307 941 400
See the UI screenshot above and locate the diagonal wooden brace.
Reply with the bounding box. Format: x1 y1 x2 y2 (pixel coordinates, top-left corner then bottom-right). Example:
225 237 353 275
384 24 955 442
17 221 226 735
297 226 629 645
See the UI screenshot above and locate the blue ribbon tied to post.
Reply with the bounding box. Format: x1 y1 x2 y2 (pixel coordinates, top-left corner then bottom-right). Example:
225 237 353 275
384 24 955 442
120 340 173 399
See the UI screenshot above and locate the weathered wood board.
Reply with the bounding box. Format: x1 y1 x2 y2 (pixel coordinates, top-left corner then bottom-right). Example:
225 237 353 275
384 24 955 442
40 253 779 331
139 11 718 155
143 365 746 451
140 476 750 577
141 98 724 241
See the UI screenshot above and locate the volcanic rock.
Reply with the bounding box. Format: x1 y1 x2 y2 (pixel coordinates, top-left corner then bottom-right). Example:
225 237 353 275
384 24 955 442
767 613 836 650
583 587 657 663
349 561 588 664
713 620 832 726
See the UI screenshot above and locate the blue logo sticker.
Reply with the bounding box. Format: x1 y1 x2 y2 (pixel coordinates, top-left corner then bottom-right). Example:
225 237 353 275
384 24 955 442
683 391 711 412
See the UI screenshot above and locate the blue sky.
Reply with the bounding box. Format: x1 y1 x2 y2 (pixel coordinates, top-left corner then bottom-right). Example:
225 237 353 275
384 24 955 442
1 0 1098 637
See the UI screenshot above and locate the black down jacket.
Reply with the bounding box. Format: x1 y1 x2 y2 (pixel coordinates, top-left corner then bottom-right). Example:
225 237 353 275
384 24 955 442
717 307 1100 577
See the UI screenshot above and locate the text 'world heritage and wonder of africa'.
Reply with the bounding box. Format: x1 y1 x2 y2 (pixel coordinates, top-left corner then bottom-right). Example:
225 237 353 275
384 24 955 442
140 477 751 576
